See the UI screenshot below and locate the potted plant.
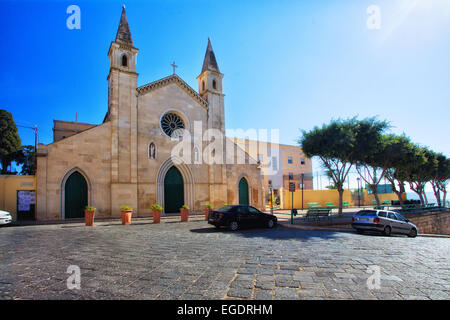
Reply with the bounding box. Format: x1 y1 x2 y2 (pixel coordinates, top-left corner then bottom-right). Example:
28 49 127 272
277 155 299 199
204 203 212 221
151 204 163 224
84 206 96 226
120 205 133 225
180 204 189 222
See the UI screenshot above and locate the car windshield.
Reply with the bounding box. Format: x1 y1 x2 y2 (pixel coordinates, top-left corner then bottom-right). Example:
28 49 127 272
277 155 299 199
357 210 377 216
216 205 234 212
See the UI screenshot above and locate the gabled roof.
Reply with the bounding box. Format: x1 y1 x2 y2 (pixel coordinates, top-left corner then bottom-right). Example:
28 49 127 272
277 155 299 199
136 74 208 109
115 5 133 46
201 38 220 74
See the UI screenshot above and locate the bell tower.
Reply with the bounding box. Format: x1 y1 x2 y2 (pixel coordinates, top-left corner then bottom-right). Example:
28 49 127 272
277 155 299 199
107 5 139 216
197 38 225 134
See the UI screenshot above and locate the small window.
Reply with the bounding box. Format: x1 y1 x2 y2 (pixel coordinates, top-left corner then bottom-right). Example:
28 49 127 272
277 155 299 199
202 81 205 91
388 212 397 220
378 211 387 218
272 157 277 171
288 157 293 164
122 55 128 67
149 143 156 159
248 207 260 214
301 158 305 165
289 173 293 180
212 79 217 89
194 147 200 163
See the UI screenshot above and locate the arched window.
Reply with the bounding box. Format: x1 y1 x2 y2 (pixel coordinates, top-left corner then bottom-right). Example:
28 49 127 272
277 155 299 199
202 81 205 91
149 143 156 159
122 54 128 67
212 79 217 89
193 147 200 163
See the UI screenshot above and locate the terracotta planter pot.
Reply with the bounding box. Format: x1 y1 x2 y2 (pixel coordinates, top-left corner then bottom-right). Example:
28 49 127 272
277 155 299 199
85 210 95 226
204 208 210 221
152 209 161 224
121 210 133 225
180 208 189 222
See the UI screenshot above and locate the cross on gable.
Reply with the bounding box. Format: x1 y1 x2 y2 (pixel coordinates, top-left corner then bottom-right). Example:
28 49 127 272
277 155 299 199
171 61 178 75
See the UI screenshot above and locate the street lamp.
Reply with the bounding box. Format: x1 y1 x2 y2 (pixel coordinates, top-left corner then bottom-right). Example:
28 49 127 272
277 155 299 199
357 177 361 207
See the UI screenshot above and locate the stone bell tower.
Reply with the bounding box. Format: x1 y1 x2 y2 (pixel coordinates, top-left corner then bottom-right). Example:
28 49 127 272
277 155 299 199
197 38 228 208
107 5 139 216
197 38 225 135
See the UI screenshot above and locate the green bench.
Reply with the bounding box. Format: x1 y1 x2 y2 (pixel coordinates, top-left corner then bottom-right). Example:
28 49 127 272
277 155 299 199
326 202 337 208
307 202 320 208
304 208 332 220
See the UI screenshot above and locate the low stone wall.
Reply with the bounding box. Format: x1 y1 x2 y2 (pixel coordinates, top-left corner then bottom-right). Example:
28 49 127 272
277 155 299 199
404 210 450 235
298 210 450 235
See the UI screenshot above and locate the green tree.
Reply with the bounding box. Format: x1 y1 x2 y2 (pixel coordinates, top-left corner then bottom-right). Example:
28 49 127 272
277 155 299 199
300 117 388 214
430 153 449 206
402 146 436 205
16 145 36 175
380 135 415 205
0 110 22 174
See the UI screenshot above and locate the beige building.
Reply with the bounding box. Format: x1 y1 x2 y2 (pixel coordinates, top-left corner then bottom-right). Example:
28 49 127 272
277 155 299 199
231 139 313 204
35 7 263 220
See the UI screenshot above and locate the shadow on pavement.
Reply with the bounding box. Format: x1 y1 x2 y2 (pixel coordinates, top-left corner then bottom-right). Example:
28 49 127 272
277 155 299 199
189 224 341 241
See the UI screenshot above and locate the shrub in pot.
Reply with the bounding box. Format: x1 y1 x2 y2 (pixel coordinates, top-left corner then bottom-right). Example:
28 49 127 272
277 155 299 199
120 205 133 225
204 203 212 221
180 205 189 222
151 204 163 224
84 206 96 226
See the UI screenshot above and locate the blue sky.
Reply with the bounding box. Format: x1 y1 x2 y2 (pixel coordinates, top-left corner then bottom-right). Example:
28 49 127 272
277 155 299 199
1 0 449 192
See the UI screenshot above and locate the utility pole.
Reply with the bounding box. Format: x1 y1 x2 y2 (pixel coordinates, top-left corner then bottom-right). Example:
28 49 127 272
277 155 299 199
17 124 38 171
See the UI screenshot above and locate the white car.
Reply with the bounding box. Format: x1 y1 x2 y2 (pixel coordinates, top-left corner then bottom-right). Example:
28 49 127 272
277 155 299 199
0 210 12 225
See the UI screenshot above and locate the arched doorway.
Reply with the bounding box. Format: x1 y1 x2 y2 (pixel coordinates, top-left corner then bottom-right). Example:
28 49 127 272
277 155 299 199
64 171 88 219
238 177 249 205
164 166 184 213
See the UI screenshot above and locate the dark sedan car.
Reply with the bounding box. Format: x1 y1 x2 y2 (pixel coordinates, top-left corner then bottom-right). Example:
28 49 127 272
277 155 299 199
208 205 277 231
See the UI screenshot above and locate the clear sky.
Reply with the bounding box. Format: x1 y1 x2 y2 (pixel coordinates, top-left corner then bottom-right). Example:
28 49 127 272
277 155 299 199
1 0 449 192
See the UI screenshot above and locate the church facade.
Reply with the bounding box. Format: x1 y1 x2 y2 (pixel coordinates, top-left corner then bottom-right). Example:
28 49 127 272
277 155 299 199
35 7 263 220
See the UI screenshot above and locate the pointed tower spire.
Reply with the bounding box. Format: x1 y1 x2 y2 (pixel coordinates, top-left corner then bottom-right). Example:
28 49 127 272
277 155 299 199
115 5 133 46
201 38 220 73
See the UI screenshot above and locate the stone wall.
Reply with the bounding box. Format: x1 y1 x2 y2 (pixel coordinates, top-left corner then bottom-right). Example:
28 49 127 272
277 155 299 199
405 210 450 235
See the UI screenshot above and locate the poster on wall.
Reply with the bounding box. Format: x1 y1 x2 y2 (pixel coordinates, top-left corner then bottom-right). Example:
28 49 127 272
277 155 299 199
17 190 35 212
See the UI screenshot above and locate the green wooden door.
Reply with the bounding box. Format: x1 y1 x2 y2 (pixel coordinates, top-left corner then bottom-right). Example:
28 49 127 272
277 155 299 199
239 177 249 205
64 171 88 219
164 166 184 213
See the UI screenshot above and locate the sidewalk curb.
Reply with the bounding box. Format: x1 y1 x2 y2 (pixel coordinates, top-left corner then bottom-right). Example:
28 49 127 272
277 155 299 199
6 214 207 228
278 222 450 238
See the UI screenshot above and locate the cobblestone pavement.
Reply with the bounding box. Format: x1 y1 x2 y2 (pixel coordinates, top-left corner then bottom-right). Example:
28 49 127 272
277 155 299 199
0 220 449 300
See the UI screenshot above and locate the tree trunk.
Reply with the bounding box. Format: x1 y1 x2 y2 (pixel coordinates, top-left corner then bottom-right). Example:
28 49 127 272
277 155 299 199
443 190 447 207
370 185 380 206
338 188 344 216
432 183 442 206
388 179 404 205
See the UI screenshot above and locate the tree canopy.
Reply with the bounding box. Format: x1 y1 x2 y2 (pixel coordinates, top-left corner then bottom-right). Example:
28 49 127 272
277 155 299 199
0 109 22 174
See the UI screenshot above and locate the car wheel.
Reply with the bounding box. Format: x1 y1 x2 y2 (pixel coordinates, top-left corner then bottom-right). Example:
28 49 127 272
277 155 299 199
408 228 417 238
267 219 275 229
383 226 391 236
229 221 239 231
